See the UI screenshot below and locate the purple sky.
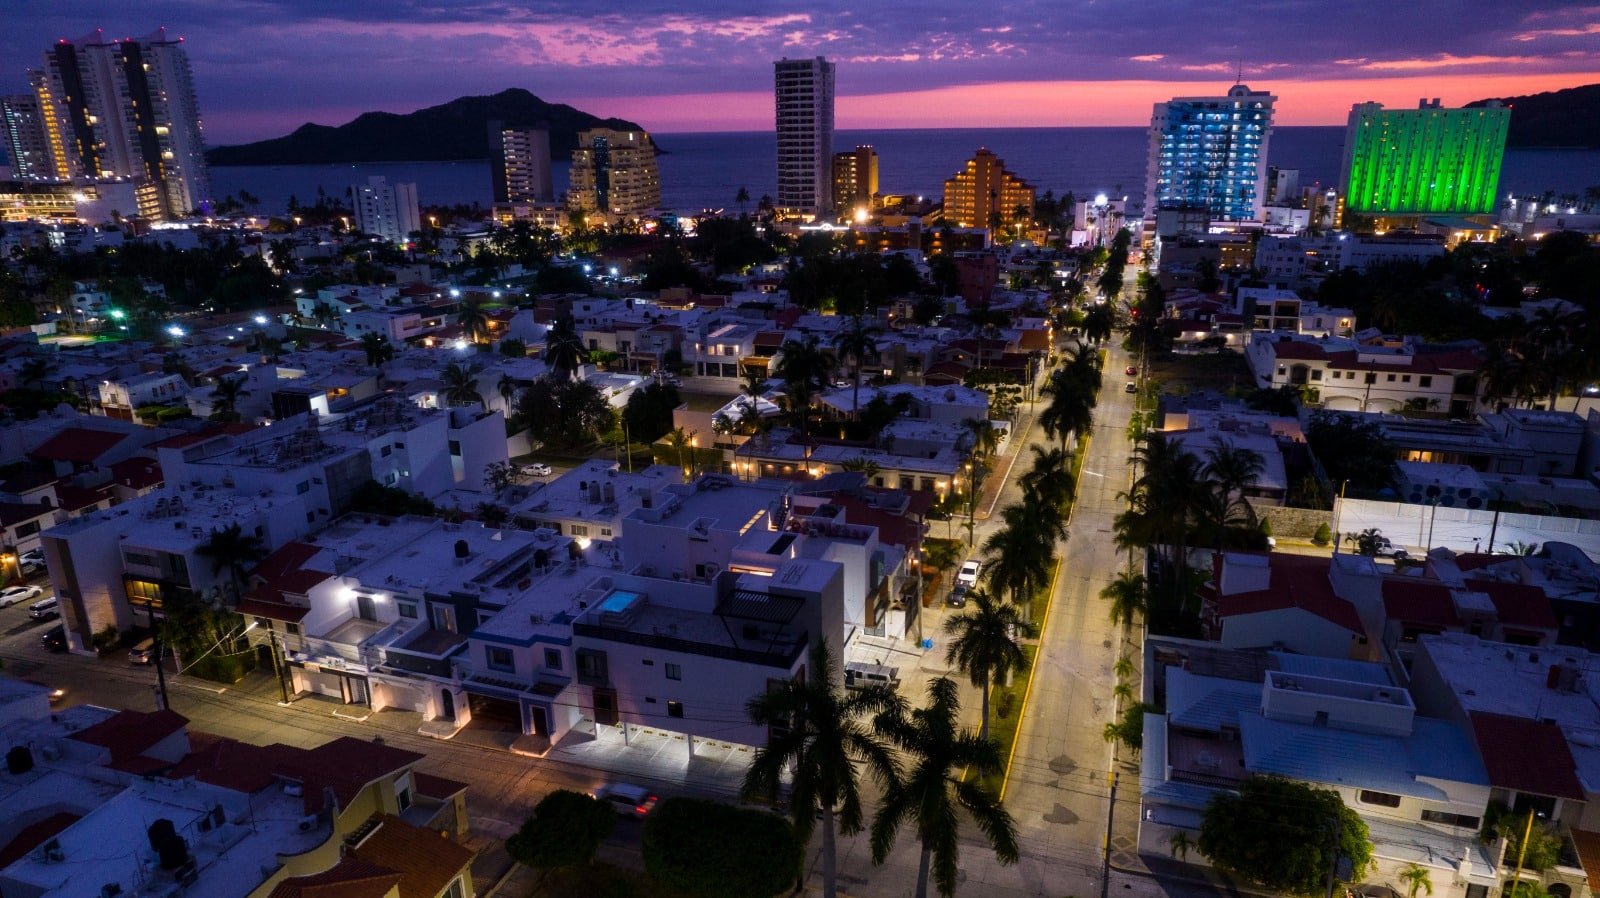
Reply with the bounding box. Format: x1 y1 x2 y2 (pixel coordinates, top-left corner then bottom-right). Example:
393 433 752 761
5 1 1598 144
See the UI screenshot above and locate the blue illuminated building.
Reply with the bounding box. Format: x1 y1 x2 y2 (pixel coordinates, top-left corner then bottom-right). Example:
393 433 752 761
1144 84 1277 223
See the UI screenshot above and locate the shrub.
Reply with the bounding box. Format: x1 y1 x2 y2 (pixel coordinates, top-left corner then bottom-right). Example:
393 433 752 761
506 790 614 871
1312 522 1332 546
641 798 800 898
91 624 122 655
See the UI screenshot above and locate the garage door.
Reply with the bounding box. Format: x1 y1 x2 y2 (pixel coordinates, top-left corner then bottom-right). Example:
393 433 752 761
300 667 344 699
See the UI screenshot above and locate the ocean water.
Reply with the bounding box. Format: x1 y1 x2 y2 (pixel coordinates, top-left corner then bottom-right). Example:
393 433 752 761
210 127 1600 217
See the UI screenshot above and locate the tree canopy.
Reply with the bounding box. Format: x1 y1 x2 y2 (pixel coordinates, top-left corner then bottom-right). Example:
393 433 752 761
505 789 615 871
1198 776 1372 896
641 798 801 898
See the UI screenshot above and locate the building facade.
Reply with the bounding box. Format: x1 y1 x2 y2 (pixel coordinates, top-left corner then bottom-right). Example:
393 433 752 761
832 145 879 217
774 57 835 215
1145 83 1276 223
568 129 660 220
490 124 552 203
352 176 421 245
941 148 1035 231
1339 100 1510 217
33 28 210 218
1 94 55 182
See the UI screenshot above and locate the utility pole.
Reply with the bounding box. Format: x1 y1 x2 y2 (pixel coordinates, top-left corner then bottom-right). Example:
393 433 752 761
267 626 291 704
1324 812 1344 898
1101 771 1119 898
148 604 169 711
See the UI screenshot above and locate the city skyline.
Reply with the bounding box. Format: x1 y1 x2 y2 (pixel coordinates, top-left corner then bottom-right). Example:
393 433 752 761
0 2 1594 144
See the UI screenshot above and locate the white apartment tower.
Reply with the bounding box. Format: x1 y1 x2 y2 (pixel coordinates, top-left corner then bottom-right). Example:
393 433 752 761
0 94 55 181
1145 83 1277 224
33 28 211 218
352 176 421 245
774 56 835 216
491 125 553 203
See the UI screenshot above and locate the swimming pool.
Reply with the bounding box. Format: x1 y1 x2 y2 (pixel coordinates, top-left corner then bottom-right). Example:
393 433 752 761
599 589 642 614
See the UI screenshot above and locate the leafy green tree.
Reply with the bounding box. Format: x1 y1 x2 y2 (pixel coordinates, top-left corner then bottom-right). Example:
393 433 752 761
1198 776 1372 896
622 382 680 444
870 677 1020 898
642 798 801 898
774 334 835 437
517 379 613 449
744 641 900 898
1102 702 1153 751
943 588 1034 741
359 332 394 368
499 337 527 358
209 376 246 422
506 789 614 872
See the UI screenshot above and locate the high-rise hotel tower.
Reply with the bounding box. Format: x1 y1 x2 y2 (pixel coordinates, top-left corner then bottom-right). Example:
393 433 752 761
1145 83 1276 224
774 57 834 216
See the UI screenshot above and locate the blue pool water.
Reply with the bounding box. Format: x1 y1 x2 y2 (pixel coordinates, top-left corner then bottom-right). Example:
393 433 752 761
599 590 641 614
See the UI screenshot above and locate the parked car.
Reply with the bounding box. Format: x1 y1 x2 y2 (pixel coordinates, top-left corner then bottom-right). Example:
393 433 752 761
1124 365 1138 376
18 549 45 575
0 584 43 608
40 624 67 652
593 783 659 818
948 584 969 608
22 679 65 704
522 462 552 477
129 637 164 665
1125 381 1138 393
28 596 59 620
956 560 982 587
844 661 901 692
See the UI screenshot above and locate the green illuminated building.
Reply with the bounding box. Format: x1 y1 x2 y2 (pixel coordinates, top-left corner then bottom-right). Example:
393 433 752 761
1339 100 1509 216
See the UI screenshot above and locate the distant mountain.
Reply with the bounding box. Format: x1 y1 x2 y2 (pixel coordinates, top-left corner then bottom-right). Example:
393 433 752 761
1467 82 1600 148
206 88 648 165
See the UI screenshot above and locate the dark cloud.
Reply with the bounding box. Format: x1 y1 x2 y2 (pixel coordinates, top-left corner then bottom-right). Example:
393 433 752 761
1 0 1594 141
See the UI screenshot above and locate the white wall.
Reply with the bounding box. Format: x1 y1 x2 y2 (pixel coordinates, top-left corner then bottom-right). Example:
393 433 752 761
1219 608 1356 658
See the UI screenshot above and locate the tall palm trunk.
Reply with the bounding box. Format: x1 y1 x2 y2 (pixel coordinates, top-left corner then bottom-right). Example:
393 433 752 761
915 843 934 898
821 805 839 898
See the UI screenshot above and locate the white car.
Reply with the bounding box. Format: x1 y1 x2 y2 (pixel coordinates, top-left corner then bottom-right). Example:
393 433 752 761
956 560 982 587
523 462 552 477
593 783 659 818
0 585 43 608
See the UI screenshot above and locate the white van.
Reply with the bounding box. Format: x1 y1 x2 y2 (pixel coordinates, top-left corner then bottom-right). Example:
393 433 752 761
844 661 900 692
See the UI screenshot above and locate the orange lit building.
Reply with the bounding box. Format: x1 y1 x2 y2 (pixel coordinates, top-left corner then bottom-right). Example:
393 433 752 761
832 145 879 218
941 148 1035 232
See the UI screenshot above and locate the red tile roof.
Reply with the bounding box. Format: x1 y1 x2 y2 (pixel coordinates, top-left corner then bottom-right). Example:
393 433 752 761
285 738 424 814
148 421 255 450
1213 554 1364 633
267 858 402 898
411 772 468 801
0 502 53 528
235 592 312 623
1570 830 1600 893
347 815 475 898
1470 711 1583 800
0 812 82 868
109 457 164 490
29 427 128 464
1381 579 1460 629
165 732 291 794
69 709 189 762
1479 581 1558 631
54 482 110 512
251 541 330 597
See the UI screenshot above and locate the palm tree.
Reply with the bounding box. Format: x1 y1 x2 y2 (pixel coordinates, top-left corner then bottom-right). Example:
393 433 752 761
870 677 1020 898
665 427 697 479
1123 434 1212 605
1202 438 1265 525
497 373 517 410
774 335 835 438
441 362 483 408
1397 863 1433 898
359 332 394 369
210 375 246 422
944 588 1034 741
744 641 901 898
1102 569 1149 627
735 186 751 218
197 522 267 602
739 364 769 401
981 520 1054 621
922 539 960 576
455 297 491 345
841 456 881 480
1019 446 1075 517
1083 302 1115 344
1169 831 1194 861
475 502 509 527
544 314 584 382
834 316 882 419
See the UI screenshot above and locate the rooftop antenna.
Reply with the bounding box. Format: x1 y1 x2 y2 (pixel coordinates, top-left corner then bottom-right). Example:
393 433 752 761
1234 57 1243 85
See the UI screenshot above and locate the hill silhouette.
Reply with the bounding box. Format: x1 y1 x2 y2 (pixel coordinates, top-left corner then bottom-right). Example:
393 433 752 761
206 88 648 165
1467 82 1600 148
